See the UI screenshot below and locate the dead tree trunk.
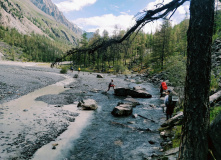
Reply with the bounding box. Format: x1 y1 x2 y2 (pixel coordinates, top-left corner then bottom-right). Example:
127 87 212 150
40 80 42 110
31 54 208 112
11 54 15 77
178 0 214 159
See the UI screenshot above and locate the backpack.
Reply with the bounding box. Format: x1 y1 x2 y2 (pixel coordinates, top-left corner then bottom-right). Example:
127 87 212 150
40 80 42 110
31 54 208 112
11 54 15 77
161 82 168 90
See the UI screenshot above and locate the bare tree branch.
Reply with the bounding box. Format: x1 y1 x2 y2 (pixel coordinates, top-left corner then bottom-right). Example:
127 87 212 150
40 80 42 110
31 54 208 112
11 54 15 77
51 0 189 67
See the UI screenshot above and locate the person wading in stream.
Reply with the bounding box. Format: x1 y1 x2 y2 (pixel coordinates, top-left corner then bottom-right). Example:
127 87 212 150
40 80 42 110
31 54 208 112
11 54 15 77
107 79 115 91
164 90 174 120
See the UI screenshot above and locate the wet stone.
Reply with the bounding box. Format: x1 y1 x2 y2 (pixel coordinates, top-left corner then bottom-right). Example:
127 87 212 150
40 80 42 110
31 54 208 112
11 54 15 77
148 140 156 144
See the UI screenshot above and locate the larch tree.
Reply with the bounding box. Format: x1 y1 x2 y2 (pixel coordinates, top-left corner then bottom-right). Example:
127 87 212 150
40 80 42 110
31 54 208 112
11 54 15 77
178 0 215 159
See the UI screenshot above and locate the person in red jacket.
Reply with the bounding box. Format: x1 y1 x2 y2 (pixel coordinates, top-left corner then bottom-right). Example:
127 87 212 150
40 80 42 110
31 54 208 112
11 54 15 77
107 79 115 91
160 81 167 97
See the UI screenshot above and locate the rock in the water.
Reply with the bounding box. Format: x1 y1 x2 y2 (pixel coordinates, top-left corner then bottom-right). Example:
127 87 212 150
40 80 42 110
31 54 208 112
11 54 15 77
114 87 152 98
124 97 140 107
132 113 138 118
148 140 155 144
77 99 98 110
73 74 78 78
111 103 133 116
97 74 103 78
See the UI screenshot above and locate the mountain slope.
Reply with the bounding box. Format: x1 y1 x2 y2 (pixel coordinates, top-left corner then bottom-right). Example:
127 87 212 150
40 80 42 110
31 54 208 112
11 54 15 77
0 0 82 44
30 0 82 36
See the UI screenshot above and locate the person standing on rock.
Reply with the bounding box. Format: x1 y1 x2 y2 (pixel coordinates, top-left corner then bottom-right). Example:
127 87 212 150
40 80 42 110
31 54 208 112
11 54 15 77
160 81 167 97
107 79 115 91
164 90 173 120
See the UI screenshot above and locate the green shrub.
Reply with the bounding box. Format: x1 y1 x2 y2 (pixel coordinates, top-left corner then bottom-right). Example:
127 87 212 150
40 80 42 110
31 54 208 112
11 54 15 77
114 64 127 73
210 106 221 122
60 66 67 74
172 125 182 148
210 71 219 91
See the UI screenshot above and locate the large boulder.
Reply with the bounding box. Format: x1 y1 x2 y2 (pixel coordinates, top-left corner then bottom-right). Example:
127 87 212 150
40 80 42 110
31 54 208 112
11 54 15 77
77 99 98 110
124 97 140 107
97 74 103 78
111 103 133 116
114 87 152 98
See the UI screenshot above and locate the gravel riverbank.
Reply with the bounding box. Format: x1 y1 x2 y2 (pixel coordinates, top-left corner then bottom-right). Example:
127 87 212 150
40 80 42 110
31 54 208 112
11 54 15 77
0 61 79 159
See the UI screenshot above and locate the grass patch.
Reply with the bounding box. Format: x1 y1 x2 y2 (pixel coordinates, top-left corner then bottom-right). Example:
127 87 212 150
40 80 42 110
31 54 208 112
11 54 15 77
210 106 221 122
172 125 182 148
36 63 51 67
171 106 221 149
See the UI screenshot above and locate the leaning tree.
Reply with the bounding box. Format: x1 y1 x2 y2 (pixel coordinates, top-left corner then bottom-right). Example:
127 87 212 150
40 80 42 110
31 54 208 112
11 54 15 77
52 0 216 159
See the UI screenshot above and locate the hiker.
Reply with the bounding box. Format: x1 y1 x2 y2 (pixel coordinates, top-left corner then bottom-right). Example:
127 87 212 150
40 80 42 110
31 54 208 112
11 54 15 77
164 90 174 120
70 66 73 72
160 81 167 97
78 67 81 74
107 79 115 91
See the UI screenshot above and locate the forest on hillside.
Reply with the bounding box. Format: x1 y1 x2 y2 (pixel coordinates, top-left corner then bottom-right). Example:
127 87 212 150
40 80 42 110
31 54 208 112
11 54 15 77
73 17 188 73
0 26 73 62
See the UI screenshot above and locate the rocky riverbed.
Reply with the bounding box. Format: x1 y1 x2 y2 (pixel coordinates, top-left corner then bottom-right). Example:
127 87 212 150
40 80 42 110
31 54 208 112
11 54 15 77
0 61 168 160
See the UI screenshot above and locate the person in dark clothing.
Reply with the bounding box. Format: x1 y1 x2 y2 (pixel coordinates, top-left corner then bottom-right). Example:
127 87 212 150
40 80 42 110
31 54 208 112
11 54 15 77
70 66 73 72
107 79 115 91
164 90 174 120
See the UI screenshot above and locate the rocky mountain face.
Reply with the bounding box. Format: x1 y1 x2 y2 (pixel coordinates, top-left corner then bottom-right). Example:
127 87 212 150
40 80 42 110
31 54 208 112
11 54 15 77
30 0 82 36
0 0 82 44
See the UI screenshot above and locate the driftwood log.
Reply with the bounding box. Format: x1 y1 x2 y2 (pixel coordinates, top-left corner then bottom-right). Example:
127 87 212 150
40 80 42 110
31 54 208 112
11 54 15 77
209 90 221 107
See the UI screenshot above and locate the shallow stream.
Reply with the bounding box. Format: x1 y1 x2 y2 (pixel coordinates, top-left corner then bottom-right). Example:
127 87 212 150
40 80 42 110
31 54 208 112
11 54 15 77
32 73 166 160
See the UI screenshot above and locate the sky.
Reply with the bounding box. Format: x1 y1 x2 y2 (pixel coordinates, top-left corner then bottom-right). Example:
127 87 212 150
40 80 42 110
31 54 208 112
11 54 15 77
51 0 190 35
